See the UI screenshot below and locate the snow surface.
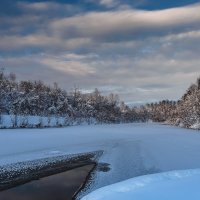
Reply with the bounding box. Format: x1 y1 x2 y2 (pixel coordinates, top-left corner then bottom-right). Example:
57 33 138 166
1 123 200 197
81 168 200 200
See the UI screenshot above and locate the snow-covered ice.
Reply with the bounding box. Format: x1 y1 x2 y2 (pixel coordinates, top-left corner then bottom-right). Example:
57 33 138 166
81 168 200 200
0 123 200 197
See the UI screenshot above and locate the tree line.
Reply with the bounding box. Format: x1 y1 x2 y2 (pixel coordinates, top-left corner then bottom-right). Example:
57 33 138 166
0 71 148 128
1 70 199 129
144 77 200 129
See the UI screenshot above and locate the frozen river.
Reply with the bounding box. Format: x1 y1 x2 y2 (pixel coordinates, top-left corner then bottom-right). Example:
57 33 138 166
1 123 200 197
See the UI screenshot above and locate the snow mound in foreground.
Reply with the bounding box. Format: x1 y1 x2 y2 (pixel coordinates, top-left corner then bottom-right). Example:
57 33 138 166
81 169 200 200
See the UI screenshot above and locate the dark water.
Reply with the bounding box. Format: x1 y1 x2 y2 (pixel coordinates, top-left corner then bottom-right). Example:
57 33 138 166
0 165 94 200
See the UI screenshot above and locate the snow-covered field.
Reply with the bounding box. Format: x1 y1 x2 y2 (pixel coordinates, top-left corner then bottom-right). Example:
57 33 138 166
0 123 200 198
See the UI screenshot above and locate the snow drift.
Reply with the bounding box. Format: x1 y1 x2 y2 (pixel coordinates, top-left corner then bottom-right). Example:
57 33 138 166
81 168 200 200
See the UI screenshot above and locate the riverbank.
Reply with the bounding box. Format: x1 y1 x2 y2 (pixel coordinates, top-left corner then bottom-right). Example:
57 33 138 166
0 164 96 200
0 151 102 193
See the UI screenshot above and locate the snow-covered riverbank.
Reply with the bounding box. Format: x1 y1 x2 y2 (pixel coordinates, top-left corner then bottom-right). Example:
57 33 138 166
81 168 200 200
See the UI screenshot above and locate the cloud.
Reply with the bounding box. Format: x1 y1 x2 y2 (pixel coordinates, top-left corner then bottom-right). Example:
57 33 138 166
99 0 119 8
2 2 200 52
17 1 82 17
90 0 150 9
49 4 200 42
40 54 96 76
1 2 200 103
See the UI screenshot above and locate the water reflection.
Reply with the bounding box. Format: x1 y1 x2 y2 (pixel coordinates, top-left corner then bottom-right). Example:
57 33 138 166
0 165 94 200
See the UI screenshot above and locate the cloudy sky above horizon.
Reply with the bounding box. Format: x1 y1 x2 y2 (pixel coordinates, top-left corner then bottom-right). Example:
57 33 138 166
1 0 200 105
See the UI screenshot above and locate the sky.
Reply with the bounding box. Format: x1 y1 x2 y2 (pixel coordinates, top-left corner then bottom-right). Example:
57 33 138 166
1 0 200 105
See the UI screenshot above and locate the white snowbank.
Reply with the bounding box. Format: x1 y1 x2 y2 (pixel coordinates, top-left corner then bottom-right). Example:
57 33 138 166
81 168 200 200
0 114 94 128
0 114 67 128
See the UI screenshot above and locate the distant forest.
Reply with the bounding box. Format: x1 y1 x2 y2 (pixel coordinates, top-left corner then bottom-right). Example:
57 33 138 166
0 70 200 129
